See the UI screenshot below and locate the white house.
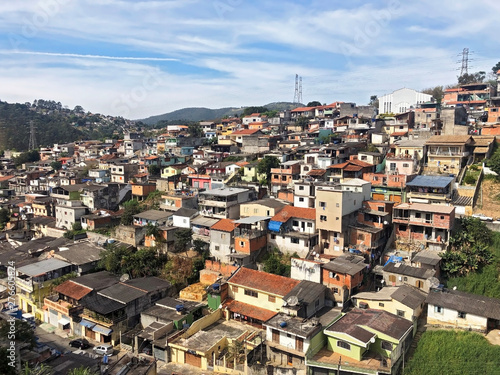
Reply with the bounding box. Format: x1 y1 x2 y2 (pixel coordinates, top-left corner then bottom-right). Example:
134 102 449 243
426 289 500 332
379 88 433 114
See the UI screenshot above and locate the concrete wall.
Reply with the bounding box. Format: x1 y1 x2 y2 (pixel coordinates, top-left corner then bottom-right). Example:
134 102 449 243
427 303 487 332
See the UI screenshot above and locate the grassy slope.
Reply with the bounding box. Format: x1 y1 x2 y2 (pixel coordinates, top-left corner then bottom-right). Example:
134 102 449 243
446 232 500 299
404 330 500 375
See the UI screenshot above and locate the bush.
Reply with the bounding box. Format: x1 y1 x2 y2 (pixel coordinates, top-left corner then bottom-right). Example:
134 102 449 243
463 174 477 185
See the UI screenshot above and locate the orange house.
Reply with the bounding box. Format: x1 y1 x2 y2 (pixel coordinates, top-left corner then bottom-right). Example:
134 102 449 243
321 255 366 307
131 183 156 200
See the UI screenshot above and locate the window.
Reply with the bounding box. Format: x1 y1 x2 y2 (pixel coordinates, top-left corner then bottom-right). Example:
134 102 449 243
268 295 276 303
458 311 467 319
381 341 393 351
291 237 300 244
333 287 339 294
299 198 304 202
357 234 364 241
244 289 258 297
337 341 351 350
336 202 340 207
403 163 409 168
379 303 385 307
233 286 238 293
307 222 312 227
434 305 443 314
336 217 339 220
416 280 423 289
214 246 220 251
320 215 327 221
319 201 326 208
239 241 245 247
440 215 445 220
271 234 276 239
397 310 405 318
292 220 299 226
403 277 408 281
299 186 304 190
415 213 421 218
221 233 226 239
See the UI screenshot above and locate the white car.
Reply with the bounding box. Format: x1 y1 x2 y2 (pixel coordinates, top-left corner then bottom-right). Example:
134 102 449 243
471 213 493 222
93 344 113 356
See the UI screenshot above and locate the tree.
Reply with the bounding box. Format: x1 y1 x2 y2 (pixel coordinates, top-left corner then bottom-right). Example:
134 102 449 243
99 244 134 275
306 101 322 107
458 71 486 85
174 228 193 253
120 199 141 225
187 123 203 138
0 207 10 229
227 339 245 365
0 319 37 349
257 156 280 186
13 150 40 167
50 160 62 171
148 164 161 176
487 146 500 175
263 248 290 276
296 116 310 131
193 238 208 255
441 217 493 277
421 86 444 103
242 106 268 117
492 61 500 75
368 95 379 108
163 256 194 286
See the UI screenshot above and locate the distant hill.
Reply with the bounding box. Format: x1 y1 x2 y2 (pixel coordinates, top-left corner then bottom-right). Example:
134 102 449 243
139 102 301 125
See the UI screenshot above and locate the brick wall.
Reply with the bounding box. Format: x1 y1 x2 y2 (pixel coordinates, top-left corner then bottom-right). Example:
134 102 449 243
204 260 238 278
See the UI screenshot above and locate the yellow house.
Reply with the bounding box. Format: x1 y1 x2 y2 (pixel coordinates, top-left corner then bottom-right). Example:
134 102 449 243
240 198 286 218
241 162 265 183
160 164 186 179
169 309 259 371
223 267 300 327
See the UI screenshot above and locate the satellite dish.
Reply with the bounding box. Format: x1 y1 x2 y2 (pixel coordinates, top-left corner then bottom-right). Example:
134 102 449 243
287 296 299 307
120 274 130 282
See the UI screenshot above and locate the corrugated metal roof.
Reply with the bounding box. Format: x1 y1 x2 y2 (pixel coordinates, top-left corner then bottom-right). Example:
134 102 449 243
17 258 72 277
406 175 454 188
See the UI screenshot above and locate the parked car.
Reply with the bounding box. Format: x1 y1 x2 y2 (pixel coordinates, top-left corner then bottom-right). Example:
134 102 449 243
472 213 493 221
69 338 90 349
93 344 114 356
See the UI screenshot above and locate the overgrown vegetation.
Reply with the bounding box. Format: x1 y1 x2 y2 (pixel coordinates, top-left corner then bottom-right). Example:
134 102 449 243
440 217 493 277
98 244 168 278
446 232 500 299
404 330 500 375
262 248 297 277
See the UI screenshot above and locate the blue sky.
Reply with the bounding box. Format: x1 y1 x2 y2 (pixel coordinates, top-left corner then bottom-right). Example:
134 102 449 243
0 0 499 119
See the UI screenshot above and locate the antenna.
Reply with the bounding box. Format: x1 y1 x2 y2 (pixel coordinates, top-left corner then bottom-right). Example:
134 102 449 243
119 273 130 282
29 120 37 150
286 295 299 306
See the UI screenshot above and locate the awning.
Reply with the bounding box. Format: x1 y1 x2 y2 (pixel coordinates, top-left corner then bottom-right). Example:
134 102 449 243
58 318 71 326
80 319 96 329
92 325 113 336
268 220 283 232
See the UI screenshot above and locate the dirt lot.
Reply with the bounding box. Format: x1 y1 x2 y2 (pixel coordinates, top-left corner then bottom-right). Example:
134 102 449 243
475 179 500 219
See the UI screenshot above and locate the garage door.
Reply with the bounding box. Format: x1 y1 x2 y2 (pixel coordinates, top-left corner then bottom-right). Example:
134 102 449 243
185 352 202 367
372 193 385 201
48 309 58 326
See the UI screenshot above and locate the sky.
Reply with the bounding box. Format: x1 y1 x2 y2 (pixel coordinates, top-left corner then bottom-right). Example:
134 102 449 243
0 0 499 119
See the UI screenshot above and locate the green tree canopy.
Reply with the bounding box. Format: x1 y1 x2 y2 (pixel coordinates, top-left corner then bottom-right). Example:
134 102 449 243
148 164 161 176
174 228 193 253
492 61 500 74
458 71 486 85
296 116 310 131
120 199 141 225
257 156 280 186
14 150 40 166
242 106 268 117
306 101 322 107
440 217 493 277
50 160 62 171
421 86 444 103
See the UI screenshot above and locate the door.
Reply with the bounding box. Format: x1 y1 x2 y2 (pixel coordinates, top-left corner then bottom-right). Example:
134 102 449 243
185 352 202 367
272 329 279 343
373 193 385 201
296 336 304 352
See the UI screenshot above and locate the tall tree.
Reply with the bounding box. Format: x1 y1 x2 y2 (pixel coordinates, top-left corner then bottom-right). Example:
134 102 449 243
257 156 280 186
306 101 322 107
492 61 500 74
458 71 486 85
421 86 444 103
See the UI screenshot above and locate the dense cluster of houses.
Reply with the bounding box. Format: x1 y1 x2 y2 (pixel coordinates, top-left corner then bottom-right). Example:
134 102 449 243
2 79 500 375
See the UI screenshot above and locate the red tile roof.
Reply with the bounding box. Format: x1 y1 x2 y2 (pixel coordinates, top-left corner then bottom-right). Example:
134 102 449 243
307 169 326 177
390 131 408 137
270 205 316 222
329 159 373 170
232 129 261 135
0 175 14 182
211 218 239 232
223 299 277 322
229 267 300 297
291 106 316 112
54 280 92 300
236 161 250 167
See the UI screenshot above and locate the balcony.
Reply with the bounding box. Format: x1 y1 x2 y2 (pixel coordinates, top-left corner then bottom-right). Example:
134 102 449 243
16 278 34 293
234 228 267 239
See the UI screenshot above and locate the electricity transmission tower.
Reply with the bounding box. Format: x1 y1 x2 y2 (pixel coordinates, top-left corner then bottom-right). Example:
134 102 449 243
459 48 469 77
29 121 37 150
293 74 303 104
